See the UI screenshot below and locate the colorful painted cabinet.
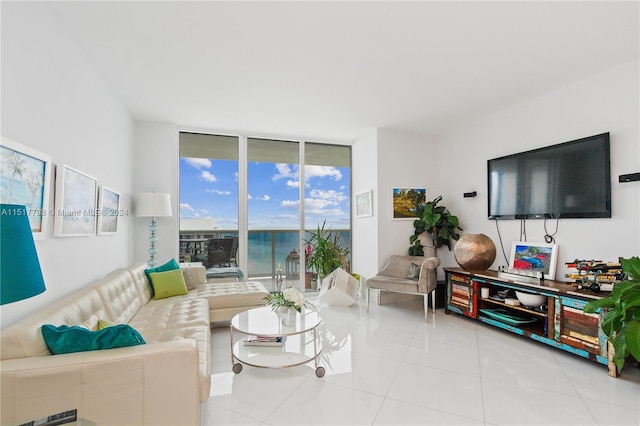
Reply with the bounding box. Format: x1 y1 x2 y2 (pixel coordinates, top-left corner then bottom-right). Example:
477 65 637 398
444 268 614 376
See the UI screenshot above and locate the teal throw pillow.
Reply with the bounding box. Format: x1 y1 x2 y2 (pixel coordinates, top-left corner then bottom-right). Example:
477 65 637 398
144 258 180 294
41 324 145 355
149 269 189 300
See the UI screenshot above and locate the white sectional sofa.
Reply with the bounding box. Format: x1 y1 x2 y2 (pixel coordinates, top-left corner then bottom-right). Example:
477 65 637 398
0 262 268 425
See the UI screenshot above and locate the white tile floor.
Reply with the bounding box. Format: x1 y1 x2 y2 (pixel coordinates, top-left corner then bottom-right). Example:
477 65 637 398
202 296 640 425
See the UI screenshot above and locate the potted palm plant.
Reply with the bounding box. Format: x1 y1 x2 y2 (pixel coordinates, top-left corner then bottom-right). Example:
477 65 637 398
584 256 640 375
409 195 462 257
305 220 350 287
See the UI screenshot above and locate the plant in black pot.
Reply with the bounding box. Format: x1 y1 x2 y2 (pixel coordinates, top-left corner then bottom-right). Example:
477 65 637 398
584 256 640 375
305 220 350 286
409 195 462 257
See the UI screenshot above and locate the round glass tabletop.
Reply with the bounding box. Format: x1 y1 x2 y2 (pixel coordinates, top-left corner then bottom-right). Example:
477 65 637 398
231 306 320 337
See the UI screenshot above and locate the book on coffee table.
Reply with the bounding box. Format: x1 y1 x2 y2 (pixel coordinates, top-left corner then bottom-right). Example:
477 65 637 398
243 335 286 347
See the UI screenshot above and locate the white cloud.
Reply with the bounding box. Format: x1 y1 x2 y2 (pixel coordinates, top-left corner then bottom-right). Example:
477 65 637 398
180 203 194 211
286 180 300 188
235 171 239 182
200 209 209 214
309 189 347 202
305 165 342 180
281 200 299 209
306 208 344 216
247 194 253 200
257 194 270 201
206 189 231 195
184 157 212 169
200 171 217 182
272 163 295 181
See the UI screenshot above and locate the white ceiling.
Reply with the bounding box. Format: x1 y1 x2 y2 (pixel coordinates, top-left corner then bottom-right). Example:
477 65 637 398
51 1 639 142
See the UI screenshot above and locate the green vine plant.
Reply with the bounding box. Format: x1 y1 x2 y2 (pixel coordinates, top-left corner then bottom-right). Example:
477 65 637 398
409 195 462 257
584 256 640 374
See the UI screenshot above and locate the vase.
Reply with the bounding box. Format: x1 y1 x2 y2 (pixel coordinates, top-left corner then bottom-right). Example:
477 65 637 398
280 306 297 327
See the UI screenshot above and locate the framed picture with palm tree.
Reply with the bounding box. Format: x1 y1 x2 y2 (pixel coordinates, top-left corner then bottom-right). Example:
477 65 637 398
54 164 98 237
0 137 52 239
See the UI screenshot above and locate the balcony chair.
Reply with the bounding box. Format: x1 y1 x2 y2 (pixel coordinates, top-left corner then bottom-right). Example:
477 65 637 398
366 255 440 321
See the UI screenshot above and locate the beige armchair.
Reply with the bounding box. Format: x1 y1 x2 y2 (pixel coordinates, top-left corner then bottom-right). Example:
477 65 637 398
366 255 440 321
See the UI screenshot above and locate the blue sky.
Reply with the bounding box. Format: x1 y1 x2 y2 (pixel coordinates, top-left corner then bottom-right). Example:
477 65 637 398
179 158 350 230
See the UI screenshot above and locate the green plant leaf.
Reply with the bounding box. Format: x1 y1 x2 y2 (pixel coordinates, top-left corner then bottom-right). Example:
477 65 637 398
583 297 615 313
601 309 623 338
621 256 640 280
612 330 629 373
626 320 640 363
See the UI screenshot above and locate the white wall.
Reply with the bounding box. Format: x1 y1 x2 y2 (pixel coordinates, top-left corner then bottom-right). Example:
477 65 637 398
376 129 440 267
1 2 135 327
133 122 180 265
437 60 640 278
351 129 379 282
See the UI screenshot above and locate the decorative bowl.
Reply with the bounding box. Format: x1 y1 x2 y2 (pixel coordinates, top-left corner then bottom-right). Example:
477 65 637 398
515 291 546 307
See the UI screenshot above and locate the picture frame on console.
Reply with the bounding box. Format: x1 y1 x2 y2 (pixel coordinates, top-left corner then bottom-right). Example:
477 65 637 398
509 241 558 280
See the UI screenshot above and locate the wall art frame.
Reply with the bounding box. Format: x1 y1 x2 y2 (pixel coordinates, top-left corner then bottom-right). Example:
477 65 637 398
0 137 52 239
355 190 373 218
54 164 98 237
97 186 120 235
509 241 559 280
392 187 426 220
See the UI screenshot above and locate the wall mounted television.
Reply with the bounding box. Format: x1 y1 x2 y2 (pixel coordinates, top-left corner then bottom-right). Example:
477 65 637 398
488 132 611 220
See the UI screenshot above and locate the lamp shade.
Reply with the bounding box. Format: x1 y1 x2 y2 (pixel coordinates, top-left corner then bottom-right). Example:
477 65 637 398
136 193 172 217
0 204 46 305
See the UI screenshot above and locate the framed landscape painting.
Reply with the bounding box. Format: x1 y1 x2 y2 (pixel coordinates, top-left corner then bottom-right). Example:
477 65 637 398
392 187 426 220
0 137 52 239
97 186 120 235
509 241 558 280
54 164 98 237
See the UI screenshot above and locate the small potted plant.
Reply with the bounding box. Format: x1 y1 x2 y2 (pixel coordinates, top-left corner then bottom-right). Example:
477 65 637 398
584 256 640 375
409 195 462 257
264 287 305 326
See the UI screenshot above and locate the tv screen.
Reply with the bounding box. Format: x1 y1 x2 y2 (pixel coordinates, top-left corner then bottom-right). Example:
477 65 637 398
488 133 611 219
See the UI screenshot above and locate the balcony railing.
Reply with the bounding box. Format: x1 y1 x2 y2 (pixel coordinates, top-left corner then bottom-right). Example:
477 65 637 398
179 228 351 279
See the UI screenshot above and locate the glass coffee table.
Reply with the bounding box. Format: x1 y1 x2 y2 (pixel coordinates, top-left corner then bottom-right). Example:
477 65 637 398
230 306 325 377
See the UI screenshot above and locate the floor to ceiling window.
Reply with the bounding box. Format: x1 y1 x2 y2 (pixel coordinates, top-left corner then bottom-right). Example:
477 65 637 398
179 132 351 292
179 133 239 265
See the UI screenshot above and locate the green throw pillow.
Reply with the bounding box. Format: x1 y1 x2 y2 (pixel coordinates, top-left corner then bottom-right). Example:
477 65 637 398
97 319 115 330
149 269 188 300
144 258 179 295
41 324 145 355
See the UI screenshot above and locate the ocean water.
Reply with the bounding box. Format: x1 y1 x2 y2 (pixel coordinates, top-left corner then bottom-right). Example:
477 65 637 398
246 230 351 277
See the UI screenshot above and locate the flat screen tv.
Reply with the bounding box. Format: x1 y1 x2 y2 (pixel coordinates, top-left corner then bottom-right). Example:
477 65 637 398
488 133 611 219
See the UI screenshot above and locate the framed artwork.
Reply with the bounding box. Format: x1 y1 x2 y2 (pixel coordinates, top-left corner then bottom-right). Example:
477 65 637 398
97 186 120 235
0 137 52 239
54 164 98 237
392 187 426 220
509 241 559 280
355 190 372 217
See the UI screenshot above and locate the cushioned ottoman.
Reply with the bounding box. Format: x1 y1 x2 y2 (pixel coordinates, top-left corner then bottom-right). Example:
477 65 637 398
197 281 269 322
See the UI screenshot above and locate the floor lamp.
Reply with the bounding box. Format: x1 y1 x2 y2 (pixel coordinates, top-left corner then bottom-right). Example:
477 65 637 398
136 193 172 267
1 204 46 305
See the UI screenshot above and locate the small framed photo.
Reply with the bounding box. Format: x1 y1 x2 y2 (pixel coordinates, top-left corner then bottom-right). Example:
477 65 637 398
509 241 559 280
392 187 426 220
54 164 98 237
355 190 372 218
97 186 120 235
0 137 52 239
